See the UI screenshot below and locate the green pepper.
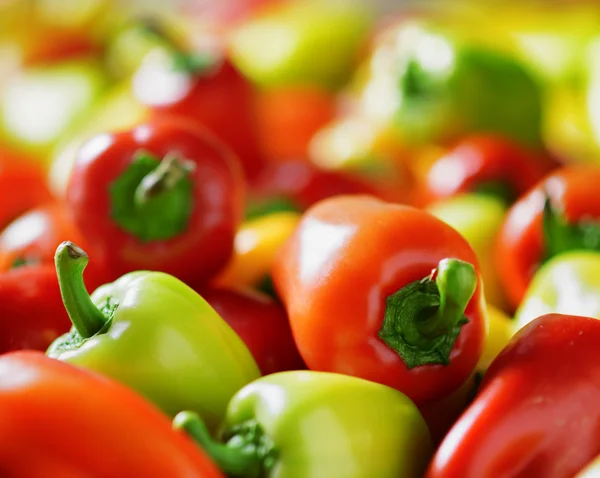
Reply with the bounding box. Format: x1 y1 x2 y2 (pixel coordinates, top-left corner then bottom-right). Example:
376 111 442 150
47 242 261 431
514 250 600 331
427 193 508 310
0 58 107 160
174 370 432 478
228 0 372 91
360 20 544 148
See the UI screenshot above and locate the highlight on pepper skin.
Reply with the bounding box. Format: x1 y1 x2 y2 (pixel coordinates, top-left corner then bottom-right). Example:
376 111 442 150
3 1 600 477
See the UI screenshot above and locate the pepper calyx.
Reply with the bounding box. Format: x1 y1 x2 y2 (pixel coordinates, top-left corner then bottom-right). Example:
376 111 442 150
378 258 476 369
174 411 277 478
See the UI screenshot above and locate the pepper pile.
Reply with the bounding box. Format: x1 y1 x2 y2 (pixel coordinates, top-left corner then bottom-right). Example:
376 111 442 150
2 1 600 477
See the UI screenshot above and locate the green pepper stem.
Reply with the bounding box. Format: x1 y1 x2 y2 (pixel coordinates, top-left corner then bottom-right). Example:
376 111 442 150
134 153 195 206
378 258 477 369
54 242 106 339
173 411 263 478
417 258 477 339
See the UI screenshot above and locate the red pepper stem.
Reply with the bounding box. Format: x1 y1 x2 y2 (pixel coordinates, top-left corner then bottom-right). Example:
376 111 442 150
54 242 106 339
133 153 195 206
418 258 477 339
173 411 263 478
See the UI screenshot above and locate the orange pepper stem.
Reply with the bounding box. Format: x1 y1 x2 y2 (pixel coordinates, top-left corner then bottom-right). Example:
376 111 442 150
379 258 476 369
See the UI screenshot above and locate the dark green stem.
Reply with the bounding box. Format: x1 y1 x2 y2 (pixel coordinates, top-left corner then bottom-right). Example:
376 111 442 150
473 180 516 206
173 412 267 478
379 258 477 369
54 242 106 339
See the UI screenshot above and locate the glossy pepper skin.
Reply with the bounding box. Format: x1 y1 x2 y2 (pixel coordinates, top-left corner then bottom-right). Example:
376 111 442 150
427 313 600 478
0 265 71 353
496 165 600 310
174 371 432 478
66 118 245 285
514 251 600 331
132 24 263 180
200 287 306 375
47 242 261 431
415 134 555 208
273 195 486 406
0 145 52 230
0 203 108 290
0 351 224 478
246 159 386 219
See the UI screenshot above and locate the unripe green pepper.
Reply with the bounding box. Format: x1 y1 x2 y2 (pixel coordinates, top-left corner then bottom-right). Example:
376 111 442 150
47 242 261 431
174 371 432 478
0 58 107 160
228 0 372 90
360 21 543 148
514 250 600 331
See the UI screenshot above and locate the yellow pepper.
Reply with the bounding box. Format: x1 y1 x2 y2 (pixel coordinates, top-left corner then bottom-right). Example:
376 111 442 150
212 211 300 290
477 304 515 373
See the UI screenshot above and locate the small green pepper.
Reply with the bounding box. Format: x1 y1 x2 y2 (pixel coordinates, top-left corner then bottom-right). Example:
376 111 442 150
47 242 261 431
514 250 600 331
174 370 432 478
361 20 544 148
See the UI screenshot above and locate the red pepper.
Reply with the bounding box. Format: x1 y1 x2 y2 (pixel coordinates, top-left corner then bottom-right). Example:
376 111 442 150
0 145 52 231
427 313 600 478
0 351 224 477
0 203 108 290
272 195 486 405
0 266 71 353
132 24 264 180
199 287 306 375
246 159 390 218
414 134 555 208
66 118 245 285
496 165 600 310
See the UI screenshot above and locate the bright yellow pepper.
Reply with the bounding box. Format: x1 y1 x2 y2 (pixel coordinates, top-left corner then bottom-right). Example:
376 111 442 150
477 303 515 373
212 211 300 290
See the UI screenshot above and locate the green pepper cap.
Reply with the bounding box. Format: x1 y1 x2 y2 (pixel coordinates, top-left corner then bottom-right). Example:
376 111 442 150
543 194 600 259
378 258 476 369
109 151 195 242
174 411 277 478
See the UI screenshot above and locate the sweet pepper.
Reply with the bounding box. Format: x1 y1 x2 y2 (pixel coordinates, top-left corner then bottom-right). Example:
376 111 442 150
514 251 600 331
358 20 544 148
273 195 486 406
66 118 245 285
427 313 600 478
0 351 224 477
415 134 555 208
47 241 261 431
0 265 71 354
174 371 432 478
496 165 600 310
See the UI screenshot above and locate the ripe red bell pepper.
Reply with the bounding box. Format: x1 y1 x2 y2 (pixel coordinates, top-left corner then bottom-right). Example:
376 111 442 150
246 159 391 218
496 165 600 310
273 195 486 406
0 265 71 353
414 134 555 208
0 202 108 290
199 287 306 375
0 351 224 477
0 145 52 231
66 118 245 285
132 21 264 180
428 313 600 478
